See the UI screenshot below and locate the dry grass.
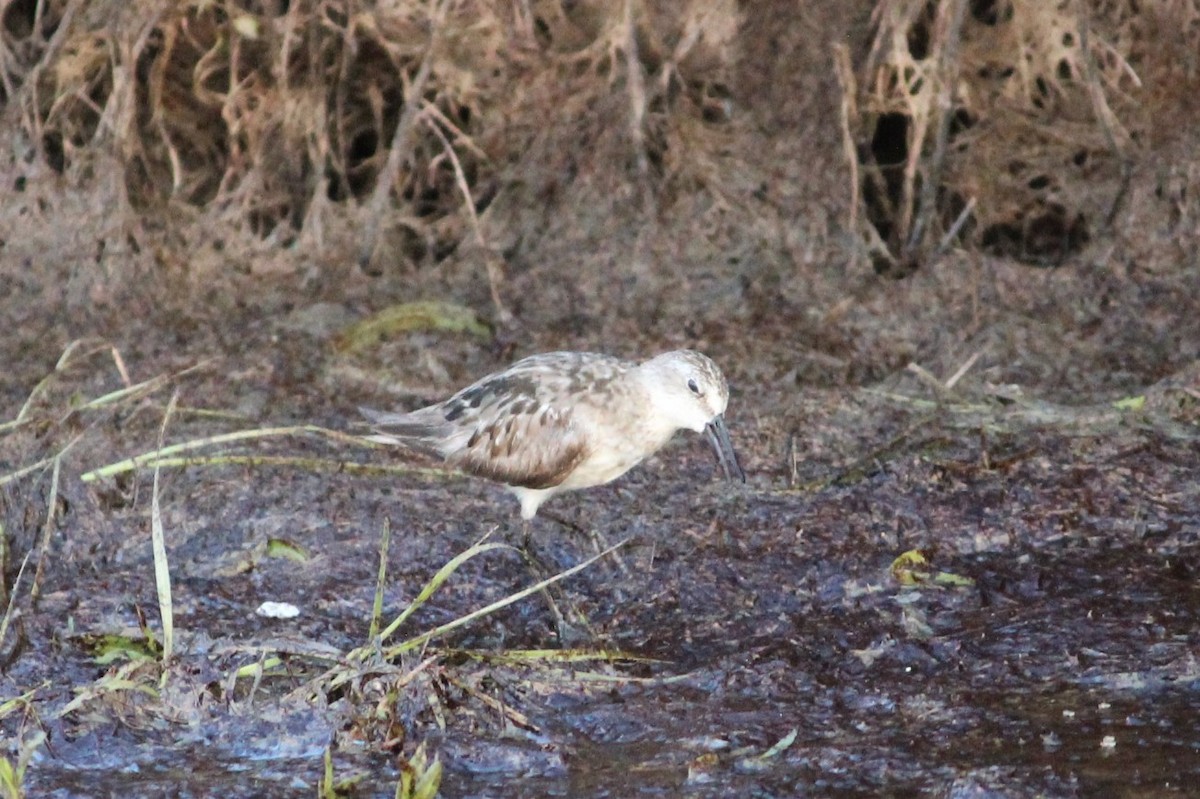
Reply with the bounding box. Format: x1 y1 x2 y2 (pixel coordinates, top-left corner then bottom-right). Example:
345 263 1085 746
5 0 741 317
6 0 1195 301
844 0 1199 271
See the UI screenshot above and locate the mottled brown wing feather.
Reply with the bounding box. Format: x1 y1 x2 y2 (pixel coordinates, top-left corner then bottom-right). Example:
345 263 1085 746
366 352 630 488
436 353 626 422
448 404 588 489
428 353 627 488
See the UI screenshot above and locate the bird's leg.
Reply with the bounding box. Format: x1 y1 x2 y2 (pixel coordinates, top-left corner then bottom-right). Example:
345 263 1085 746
520 551 590 645
521 518 533 552
538 508 628 576
517 517 547 571
516 518 593 645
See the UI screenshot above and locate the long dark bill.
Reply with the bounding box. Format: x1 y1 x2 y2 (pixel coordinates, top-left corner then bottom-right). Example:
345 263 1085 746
705 414 746 483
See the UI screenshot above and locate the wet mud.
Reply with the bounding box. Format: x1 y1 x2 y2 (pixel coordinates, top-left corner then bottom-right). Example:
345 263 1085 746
2 307 1197 797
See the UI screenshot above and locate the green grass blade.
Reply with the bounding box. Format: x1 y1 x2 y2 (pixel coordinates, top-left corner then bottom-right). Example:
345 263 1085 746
377 540 513 642
383 538 629 657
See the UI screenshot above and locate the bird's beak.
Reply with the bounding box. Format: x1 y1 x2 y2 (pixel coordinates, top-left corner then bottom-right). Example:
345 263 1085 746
705 414 746 483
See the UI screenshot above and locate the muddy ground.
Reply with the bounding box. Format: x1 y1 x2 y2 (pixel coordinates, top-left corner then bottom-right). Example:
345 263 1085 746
3 2 1200 798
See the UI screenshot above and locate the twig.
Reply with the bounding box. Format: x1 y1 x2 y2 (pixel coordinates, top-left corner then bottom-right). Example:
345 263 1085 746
369 518 391 641
832 44 861 264
935 195 976 255
29 454 63 606
906 362 949 398
0 551 33 664
944 351 982 390
10 0 84 164
905 0 967 259
109 346 132 387
622 0 652 214
358 0 448 271
1076 1 1133 227
423 112 512 324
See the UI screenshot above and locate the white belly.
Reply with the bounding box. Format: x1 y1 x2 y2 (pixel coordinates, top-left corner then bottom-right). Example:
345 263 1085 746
560 422 676 490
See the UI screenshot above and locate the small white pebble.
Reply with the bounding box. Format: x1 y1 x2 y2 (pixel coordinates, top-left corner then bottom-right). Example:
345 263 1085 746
256 601 300 619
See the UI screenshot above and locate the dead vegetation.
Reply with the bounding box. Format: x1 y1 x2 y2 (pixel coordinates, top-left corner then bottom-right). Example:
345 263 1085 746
4 1 1200 794
4 0 742 310
3 0 1197 299
842 0 1197 273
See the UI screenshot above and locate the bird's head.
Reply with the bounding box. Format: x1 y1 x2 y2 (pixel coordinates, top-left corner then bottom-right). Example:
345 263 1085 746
639 350 745 482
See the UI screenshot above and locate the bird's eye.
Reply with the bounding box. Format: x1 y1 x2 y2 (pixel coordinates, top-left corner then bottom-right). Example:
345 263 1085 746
687 378 701 395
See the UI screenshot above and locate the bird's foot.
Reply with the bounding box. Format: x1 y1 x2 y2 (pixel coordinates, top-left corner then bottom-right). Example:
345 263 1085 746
517 544 595 646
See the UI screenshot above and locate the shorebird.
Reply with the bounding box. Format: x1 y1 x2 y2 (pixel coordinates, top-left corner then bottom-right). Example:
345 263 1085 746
360 349 745 522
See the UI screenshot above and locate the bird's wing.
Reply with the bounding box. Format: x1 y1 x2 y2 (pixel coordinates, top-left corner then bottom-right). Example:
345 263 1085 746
449 402 590 489
363 353 632 489
438 353 628 489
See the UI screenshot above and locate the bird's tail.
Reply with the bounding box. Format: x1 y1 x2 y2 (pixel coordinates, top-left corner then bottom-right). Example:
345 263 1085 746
359 406 414 427
359 406 444 456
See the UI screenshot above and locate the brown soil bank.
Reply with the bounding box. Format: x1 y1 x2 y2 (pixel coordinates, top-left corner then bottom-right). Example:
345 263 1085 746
1 1 1198 796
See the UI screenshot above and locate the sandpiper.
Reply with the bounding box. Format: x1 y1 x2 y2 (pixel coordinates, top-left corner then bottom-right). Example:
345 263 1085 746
360 349 745 520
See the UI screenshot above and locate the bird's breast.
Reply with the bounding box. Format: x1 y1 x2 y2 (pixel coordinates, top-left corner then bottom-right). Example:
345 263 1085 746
559 408 677 489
